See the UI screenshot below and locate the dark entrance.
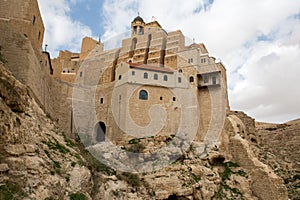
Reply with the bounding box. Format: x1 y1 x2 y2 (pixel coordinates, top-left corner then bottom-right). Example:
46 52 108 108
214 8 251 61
95 121 106 142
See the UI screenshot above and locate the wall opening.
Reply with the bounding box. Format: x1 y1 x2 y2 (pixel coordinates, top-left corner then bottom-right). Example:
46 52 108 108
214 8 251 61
189 76 194 82
164 75 168 81
139 90 148 100
32 16 36 25
95 121 106 142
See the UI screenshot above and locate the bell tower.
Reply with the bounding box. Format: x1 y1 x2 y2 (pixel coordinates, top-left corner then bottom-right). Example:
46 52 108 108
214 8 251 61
131 15 145 37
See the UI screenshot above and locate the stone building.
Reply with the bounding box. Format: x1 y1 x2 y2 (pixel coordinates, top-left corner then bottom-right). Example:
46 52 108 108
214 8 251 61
55 16 230 145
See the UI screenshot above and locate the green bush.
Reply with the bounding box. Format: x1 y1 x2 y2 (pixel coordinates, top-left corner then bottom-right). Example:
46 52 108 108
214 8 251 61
117 172 140 187
69 193 87 200
0 182 26 200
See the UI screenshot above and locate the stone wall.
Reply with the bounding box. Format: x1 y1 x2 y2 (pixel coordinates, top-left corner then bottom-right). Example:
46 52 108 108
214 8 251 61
0 0 44 58
0 25 47 109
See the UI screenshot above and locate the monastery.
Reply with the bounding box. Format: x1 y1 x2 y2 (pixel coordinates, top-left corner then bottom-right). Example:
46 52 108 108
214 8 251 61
0 0 229 146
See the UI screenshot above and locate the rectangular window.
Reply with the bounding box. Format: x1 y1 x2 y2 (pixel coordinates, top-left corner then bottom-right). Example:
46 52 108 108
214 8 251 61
204 75 209 83
132 71 135 76
212 76 217 85
100 98 104 104
173 97 176 101
79 72 83 77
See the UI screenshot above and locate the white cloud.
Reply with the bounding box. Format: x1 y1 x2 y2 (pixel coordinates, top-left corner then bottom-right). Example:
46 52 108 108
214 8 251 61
101 0 300 123
38 0 93 57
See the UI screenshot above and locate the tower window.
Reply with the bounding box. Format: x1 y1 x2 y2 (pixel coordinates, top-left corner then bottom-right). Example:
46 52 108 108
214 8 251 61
100 98 104 104
154 74 158 80
189 76 194 82
144 72 148 79
140 27 144 35
163 75 168 81
178 77 182 83
139 90 148 100
133 26 137 34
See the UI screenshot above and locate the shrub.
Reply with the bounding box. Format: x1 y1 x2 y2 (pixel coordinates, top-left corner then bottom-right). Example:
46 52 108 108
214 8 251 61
69 193 87 200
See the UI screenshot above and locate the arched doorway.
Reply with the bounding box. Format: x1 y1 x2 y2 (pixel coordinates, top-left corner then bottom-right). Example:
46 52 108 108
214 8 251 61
95 121 106 142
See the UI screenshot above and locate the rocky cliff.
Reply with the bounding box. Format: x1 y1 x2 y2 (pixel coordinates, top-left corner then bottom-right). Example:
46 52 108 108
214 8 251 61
0 61 291 199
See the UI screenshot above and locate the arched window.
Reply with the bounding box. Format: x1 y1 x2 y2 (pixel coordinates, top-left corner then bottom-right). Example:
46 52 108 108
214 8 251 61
131 38 137 50
154 74 158 80
144 72 148 79
178 69 182 73
189 76 194 82
139 90 148 100
164 75 168 81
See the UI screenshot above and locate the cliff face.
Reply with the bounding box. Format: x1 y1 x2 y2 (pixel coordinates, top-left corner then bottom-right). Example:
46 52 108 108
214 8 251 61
254 120 300 200
0 61 290 199
0 62 93 199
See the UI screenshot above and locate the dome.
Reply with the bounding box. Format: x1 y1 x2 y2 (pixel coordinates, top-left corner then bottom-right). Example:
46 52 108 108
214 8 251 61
133 15 144 23
189 43 201 48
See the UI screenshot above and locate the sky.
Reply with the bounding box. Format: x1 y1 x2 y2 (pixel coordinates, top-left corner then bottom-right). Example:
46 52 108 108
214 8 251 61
37 0 300 123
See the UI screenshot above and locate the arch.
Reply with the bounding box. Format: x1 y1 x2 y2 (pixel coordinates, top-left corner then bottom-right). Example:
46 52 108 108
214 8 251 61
95 121 106 142
189 76 194 82
139 90 148 100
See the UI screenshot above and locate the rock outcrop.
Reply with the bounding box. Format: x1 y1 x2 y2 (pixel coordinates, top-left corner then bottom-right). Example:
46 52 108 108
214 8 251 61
0 62 93 199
